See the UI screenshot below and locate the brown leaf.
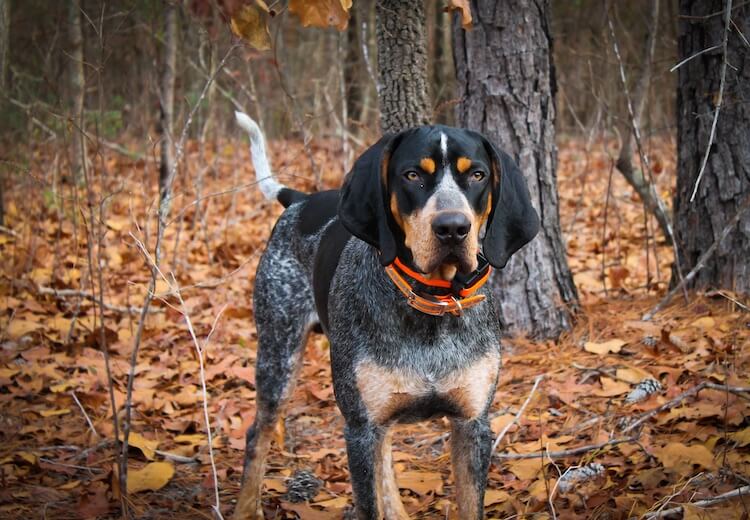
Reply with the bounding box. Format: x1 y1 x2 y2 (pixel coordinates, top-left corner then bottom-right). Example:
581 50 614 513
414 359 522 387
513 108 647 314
446 0 473 29
396 470 444 495
584 338 626 355
230 3 271 50
653 442 717 475
288 0 352 31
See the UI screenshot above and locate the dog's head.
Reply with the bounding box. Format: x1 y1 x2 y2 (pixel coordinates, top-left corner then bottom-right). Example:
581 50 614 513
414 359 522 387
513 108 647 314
339 126 539 279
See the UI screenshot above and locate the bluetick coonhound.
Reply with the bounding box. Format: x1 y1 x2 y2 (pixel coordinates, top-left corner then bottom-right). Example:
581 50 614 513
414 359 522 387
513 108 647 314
232 112 539 520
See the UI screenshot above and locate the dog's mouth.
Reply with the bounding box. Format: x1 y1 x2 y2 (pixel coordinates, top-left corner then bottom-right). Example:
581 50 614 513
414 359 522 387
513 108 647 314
425 249 478 278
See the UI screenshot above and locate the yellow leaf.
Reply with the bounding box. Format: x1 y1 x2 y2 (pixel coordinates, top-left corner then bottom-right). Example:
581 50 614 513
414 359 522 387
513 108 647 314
506 458 542 480
593 377 631 397
121 432 159 460
289 0 352 31
615 366 653 384
728 427 750 447
446 0 473 30
17 451 38 464
690 316 715 330
263 478 286 492
50 381 75 393
584 338 626 355
484 488 511 506
6 319 43 339
653 442 717 475
314 496 349 508
58 480 81 490
396 470 444 495
39 408 71 417
126 462 174 493
230 4 271 51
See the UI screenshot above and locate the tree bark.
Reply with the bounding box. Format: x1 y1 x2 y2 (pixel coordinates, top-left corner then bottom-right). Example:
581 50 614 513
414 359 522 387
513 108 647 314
0 0 9 224
159 2 178 197
454 0 578 339
375 0 430 132
674 1 750 293
67 0 85 183
345 5 364 125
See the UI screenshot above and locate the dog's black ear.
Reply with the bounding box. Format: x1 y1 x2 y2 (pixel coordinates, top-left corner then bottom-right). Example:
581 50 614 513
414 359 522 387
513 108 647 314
338 132 404 265
474 134 540 268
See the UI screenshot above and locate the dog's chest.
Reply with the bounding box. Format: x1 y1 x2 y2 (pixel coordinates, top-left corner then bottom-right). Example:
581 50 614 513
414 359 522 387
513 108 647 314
354 350 500 424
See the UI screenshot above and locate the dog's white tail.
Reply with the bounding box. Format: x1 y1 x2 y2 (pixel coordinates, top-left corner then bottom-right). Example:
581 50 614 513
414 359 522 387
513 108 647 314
235 111 285 201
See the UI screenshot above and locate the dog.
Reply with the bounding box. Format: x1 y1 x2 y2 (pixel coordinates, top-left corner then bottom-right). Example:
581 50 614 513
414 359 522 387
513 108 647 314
232 112 539 520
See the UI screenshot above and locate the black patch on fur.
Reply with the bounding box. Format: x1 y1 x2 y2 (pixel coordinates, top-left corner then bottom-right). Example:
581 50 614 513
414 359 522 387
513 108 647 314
298 190 339 236
278 187 307 208
312 219 351 331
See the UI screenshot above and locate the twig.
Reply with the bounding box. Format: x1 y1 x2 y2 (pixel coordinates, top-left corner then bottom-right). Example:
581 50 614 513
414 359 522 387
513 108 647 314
131 233 224 518
643 484 750 519
492 374 545 452
496 437 638 460
120 41 237 499
607 5 686 297
643 196 750 320
173 279 226 518
0 224 18 237
689 0 733 202
70 391 98 438
622 381 750 434
669 44 722 72
154 449 198 465
37 286 159 315
38 457 104 473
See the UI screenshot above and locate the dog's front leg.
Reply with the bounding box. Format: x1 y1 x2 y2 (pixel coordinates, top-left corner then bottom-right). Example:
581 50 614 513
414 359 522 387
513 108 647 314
451 416 493 520
344 420 382 520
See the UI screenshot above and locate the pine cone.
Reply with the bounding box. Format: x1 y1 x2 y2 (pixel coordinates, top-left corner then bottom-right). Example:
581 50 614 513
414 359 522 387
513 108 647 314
284 469 323 503
625 378 662 404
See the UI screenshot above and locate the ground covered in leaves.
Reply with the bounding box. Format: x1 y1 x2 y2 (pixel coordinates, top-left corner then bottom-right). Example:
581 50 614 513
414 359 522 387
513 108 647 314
1 135 749 519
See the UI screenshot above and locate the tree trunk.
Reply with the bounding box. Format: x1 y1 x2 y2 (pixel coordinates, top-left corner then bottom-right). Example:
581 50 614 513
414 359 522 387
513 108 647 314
345 5 363 125
0 0 9 224
159 2 178 197
67 0 85 183
454 0 578 339
375 0 430 132
674 1 750 293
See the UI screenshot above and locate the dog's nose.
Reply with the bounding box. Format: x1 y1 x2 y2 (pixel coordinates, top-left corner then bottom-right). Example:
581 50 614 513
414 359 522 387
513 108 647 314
432 212 471 245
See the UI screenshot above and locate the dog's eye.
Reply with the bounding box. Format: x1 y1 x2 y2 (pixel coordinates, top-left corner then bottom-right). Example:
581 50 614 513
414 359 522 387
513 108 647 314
471 170 487 182
403 170 420 182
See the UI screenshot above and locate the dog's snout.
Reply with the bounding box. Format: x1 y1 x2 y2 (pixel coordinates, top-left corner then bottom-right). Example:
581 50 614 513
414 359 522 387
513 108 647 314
432 212 471 246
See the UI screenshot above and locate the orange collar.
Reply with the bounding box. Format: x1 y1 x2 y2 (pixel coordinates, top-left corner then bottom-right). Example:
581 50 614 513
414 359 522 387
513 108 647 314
384 256 492 317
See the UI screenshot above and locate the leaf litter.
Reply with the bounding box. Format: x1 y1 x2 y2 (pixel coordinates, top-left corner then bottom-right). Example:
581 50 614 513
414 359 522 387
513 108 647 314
0 136 748 518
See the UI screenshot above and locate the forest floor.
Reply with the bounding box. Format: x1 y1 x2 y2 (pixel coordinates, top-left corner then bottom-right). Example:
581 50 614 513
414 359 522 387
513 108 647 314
0 134 748 519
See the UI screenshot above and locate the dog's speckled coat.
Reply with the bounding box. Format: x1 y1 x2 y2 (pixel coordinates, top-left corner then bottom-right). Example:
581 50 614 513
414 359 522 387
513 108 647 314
232 114 539 520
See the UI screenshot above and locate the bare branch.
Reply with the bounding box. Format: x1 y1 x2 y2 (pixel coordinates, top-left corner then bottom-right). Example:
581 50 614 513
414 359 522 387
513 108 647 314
644 484 750 519
643 196 750 320
496 437 638 460
689 0 733 202
492 374 545 452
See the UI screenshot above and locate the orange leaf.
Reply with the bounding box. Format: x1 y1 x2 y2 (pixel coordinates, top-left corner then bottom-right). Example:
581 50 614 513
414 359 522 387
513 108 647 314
289 0 352 31
446 0 472 29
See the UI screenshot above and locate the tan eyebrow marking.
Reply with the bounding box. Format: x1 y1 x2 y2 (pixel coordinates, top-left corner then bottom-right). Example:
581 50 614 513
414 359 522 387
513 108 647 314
419 157 436 174
457 157 472 173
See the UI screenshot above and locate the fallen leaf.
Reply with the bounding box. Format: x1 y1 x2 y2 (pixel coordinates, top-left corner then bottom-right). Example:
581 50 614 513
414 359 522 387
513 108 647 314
396 470 443 495
483 488 511 506
126 462 174 493
653 442 717 475
584 338 626 355
593 377 631 397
